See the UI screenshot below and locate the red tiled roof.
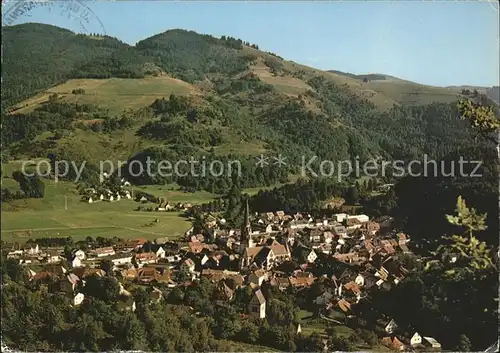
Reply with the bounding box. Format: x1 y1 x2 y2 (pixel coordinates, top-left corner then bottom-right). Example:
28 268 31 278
135 252 157 261
94 247 114 254
337 299 351 312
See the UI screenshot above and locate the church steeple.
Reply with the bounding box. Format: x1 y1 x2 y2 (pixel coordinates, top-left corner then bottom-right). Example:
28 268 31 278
240 198 253 255
243 198 251 235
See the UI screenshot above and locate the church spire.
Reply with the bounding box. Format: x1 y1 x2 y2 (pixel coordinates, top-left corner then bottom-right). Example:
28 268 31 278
240 198 253 255
244 198 250 232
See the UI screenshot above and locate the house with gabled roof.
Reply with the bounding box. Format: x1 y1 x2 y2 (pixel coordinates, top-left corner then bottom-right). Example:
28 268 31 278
410 332 422 347
384 318 399 334
136 267 159 284
72 292 85 306
150 244 166 259
381 336 405 351
248 289 266 319
335 298 351 313
248 269 268 286
362 221 380 236
90 247 115 258
60 273 80 293
422 337 441 350
134 252 157 267
46 250 61 264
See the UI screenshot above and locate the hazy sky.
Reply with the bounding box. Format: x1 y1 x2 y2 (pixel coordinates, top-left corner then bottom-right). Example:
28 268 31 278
4 0 499 87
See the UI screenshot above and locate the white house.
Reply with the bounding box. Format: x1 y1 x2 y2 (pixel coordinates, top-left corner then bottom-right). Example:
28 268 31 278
134 252 157 268
306 249 318 263
332 226 348 238
71 257 83 268
355 274 365 287
73 293 85 306
333 213 348 223
7 250 24 258
151 245 166 259
109 253 134 268
423 337 441 349
25 244 40 255
410 332 422 346
347 214 369 223
73 249 86 261
384 319 399 334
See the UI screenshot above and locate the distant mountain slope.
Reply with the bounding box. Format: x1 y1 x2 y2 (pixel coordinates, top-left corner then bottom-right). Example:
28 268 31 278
328 70 394 81
3 23 469 111
486 86 499 104
1 23 150 108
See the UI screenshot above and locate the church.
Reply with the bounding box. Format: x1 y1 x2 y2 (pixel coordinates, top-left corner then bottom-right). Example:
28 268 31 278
239 199 291 270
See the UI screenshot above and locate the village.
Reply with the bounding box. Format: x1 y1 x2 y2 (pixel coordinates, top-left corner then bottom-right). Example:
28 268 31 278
4 199 442 352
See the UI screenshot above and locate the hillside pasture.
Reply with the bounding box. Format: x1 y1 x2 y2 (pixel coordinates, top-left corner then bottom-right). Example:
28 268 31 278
364 79 462 106
9 76 199 114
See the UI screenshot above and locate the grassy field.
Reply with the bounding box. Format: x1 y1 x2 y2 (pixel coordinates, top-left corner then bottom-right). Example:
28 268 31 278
1 160 209 243
251 58 312 97
221 340 281 352
1 179 193 242
135 184 217 203
363 78 461 106
11 76 199 114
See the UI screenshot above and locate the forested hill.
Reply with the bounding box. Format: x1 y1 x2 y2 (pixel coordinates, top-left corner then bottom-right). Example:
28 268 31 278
3 22 471 110
1 23 150 107
2 22 496 196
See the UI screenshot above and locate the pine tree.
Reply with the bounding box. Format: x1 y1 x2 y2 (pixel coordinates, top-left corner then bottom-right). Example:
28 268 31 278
458 334 472 352
426 196 493 274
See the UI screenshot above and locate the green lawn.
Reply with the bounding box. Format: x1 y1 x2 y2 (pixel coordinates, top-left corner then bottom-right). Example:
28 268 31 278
297 309 315 321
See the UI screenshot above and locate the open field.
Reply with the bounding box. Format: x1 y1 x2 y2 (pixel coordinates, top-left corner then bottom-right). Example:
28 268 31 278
135 184 217 203
250 58 312 97
221 340 281 352
363 78 461 106
1 197 192 243
1 162 199 242
10 76 199 114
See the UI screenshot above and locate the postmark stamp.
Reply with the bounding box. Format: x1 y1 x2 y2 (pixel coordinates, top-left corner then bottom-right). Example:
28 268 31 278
2 0 106 35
